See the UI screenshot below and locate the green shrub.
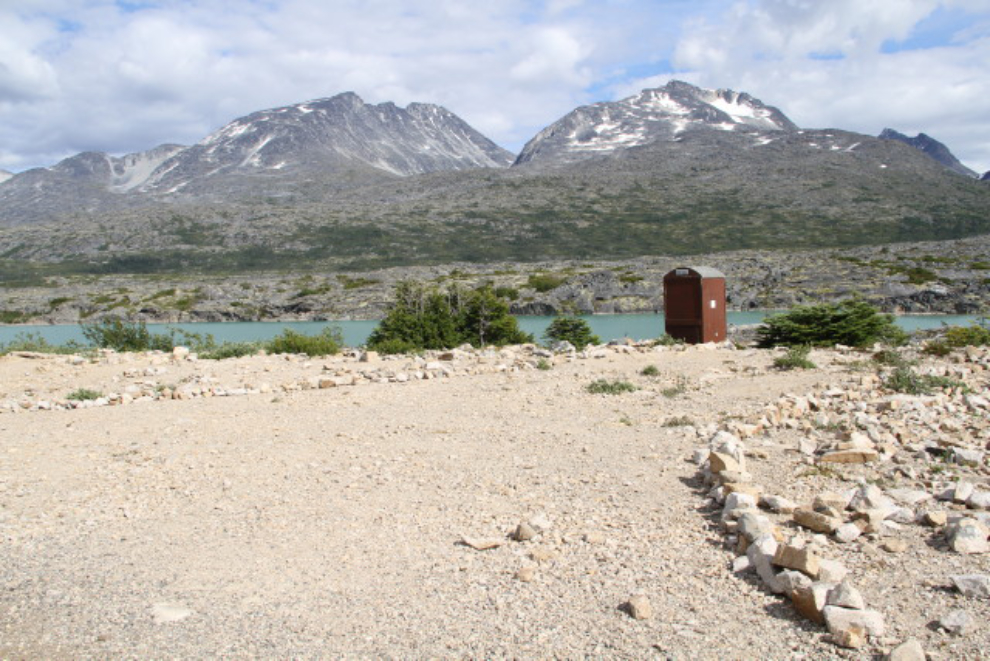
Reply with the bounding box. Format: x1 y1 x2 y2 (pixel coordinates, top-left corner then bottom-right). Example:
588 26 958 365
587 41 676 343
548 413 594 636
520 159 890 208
640 364 660 377
493 286 519 301
0 310 28 324
367 282 532 353
81 318 215 353
586 379 637 395
884 366 966 395
536 358 552 371
922 340 952 357
870 348 910 368
543 315 599 348
756 299 906 348
0 332 84 355
652 334 682 347
266 328 342 357
943 323 990 348
663 415 695 427
773 345 816 370
82 318 171 352
200 342 262 360
67 388 102 401
661 379 688 398
527 273 566 293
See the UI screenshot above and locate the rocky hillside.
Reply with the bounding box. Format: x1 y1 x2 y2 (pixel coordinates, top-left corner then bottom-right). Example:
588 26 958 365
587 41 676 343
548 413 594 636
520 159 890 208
878 128 978 178
0 82 988 272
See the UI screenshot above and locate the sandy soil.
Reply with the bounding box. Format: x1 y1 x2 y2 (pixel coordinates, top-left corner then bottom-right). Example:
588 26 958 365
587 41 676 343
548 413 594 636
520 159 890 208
0 345 986 659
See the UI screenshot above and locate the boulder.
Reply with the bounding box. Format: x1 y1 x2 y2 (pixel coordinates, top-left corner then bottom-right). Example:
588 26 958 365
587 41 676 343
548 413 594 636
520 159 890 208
772 545 821 577
887 638 926 661
823 605 885 638
946 518 990 554
794 508 841 534
951 574 990 599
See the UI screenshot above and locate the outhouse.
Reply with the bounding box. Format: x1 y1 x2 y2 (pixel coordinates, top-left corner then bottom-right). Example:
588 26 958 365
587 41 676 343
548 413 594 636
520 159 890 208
663 267 727 344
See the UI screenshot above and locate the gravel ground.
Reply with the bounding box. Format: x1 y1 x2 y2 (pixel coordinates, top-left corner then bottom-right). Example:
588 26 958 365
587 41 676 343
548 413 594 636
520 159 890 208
0 345 985 659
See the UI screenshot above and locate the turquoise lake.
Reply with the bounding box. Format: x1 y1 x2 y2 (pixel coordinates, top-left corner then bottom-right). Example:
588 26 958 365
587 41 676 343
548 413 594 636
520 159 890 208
0 313 981 348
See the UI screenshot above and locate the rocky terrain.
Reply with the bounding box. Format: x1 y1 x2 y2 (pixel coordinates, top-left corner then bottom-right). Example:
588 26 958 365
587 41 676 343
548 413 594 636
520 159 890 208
2 235 988 326
0 336 987 658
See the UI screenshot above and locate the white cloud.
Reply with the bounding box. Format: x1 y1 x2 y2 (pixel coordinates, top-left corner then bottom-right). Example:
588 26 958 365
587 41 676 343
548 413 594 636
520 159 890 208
0 0 988 174
665 0 990 172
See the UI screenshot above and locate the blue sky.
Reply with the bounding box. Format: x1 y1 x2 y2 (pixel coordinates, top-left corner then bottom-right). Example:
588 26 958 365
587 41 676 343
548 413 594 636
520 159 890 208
1 0 989 173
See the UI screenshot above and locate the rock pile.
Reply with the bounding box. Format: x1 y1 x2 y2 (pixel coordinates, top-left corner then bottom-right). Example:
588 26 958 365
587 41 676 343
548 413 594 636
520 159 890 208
695 344 990 654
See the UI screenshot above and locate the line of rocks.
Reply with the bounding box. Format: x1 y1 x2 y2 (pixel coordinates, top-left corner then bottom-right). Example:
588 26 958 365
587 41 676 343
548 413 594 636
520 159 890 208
693 344 989 656
0 339 702 414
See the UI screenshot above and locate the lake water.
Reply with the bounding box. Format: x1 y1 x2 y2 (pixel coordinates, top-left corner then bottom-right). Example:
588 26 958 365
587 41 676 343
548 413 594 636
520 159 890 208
0 312 981 348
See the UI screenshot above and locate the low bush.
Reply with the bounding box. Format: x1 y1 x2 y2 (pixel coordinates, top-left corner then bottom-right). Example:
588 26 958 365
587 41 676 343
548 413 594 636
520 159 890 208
773 345 816 370
266 328 342 357
884 366 966 395
943 323 990 348
757 298 906 348
0 332 84 356
81 318 216 353
640 364 660 377
199 342 262 360
543 315 599 348
66 388 102 401
527 273 566 293
586 379 637 395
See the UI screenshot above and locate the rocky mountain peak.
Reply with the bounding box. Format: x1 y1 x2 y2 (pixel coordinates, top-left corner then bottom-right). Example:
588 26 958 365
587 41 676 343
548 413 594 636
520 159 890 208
514 80 797 167
878 128 976 177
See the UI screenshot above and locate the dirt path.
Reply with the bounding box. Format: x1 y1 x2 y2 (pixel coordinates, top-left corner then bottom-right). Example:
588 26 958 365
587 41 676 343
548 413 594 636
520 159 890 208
0 346 982 658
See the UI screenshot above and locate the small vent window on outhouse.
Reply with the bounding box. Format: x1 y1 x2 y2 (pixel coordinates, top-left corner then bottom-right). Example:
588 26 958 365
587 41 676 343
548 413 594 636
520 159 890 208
663 266 727 344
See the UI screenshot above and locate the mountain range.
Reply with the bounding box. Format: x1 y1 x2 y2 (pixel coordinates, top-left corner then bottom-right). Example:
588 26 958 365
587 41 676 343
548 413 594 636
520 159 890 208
1 81 989 276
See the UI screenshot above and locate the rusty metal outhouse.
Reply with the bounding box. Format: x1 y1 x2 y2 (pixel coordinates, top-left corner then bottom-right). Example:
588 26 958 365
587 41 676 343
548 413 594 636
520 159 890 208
663 267 727 344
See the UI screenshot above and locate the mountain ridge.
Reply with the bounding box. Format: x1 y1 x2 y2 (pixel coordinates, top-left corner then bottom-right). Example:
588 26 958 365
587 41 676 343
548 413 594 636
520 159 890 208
1 82 989 274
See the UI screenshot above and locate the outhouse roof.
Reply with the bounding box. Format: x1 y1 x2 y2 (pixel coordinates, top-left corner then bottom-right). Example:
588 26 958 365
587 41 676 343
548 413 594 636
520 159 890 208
666 266 725 279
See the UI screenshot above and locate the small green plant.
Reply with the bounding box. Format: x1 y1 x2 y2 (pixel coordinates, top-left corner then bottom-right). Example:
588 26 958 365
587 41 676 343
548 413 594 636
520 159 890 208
884 366 967 395
543 315 600 348
871 348 910 367
536 358 552 371
0 332 84 356
663 415 695 427
586 379 637 395
661 379 688 398
266 327 343 357
652 334 682 347
773 345 816 370
640 364 660 377
66 388 102 401
922 340 952 357
199 342 262 360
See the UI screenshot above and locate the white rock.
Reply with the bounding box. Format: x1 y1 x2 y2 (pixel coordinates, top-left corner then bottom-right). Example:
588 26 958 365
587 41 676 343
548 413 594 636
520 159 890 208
951 574 990 599
938 609 973 636
152 602 194 624
887 638 926 661
967 490 990 510
826 580 866 610
834 523 862 544
760 494 797 514
823 605 885 638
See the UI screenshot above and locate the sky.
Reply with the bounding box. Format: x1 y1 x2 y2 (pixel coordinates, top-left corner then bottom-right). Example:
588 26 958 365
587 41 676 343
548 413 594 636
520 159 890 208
1 0 989 174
